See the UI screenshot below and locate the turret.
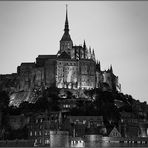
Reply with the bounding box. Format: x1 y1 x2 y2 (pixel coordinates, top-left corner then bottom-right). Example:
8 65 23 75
96 60 101 71
88 46 91 59
110 65 113 73
92 49 95 61
83 40 87 59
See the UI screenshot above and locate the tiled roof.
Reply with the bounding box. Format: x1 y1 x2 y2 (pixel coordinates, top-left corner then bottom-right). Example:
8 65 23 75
58 51 71 59
21 62 35 65
37 55 57 59
60 32 72 41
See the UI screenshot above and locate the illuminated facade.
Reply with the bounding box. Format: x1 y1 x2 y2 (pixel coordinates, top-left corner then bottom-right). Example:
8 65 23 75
55 7 96 90
0 7 121 106
56 7 113 90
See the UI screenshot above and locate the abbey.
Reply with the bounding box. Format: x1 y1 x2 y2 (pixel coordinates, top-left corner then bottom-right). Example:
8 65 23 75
31 8 97 90
0 8 121 104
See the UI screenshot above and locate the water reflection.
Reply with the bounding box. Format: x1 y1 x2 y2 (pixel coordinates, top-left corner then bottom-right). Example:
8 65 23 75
84 141 148 147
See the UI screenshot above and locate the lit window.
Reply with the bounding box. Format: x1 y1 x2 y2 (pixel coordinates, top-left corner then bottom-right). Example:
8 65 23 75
66 104 68 108
45 131 48 135
83 120 86 124
35 131 37 136
39 131 42 135
45 139 50 144
30 131 32 136
34 139 37 144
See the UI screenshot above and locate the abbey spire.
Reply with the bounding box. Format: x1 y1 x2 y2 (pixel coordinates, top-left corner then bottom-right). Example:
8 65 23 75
64 5 69 33
59 5 73 56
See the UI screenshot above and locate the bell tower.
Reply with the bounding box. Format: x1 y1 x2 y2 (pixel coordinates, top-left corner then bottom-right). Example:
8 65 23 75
59 5 73 56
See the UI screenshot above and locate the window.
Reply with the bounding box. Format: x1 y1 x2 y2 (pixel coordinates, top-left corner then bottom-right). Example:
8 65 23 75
83 120 86 124
45 139 50 144
97 123 100 127
34 139 37 145
45 130 48 135
36 119 38 123
35 131 37 136
39 131 42 136
30 131 32 136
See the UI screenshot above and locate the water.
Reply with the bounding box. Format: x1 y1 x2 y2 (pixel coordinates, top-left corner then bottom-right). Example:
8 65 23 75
7 146 148 148
85 142 148 147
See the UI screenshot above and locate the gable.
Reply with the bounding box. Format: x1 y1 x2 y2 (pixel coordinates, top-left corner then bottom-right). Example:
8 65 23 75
58 51 71 59
109 127 121 137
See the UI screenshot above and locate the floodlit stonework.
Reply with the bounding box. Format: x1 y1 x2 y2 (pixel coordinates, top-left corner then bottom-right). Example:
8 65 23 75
0 7 121 106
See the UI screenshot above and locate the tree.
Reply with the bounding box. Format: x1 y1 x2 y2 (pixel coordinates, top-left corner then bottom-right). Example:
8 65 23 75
0 91 10 111
0 91 10 139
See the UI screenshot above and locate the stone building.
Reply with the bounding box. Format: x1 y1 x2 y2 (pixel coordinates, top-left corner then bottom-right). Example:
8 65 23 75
0 7 121 105
119 111 148 138
27 112 60 146
16 7 119 92
63 116 105 137
8 114 29 130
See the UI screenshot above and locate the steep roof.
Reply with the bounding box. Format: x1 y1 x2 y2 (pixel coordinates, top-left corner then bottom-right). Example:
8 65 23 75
21 62 35 65
61 32 72 41
58 51 71 59
108 127 121 137
37 55 57 59
68 116 103 122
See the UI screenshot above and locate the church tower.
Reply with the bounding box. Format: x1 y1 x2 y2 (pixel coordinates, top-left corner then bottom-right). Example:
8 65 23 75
59 5 73 56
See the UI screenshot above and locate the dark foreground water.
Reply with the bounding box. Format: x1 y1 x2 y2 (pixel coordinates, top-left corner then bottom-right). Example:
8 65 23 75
85 142 148 147
3 146 148 148
1 142 148 147
11 145 148 148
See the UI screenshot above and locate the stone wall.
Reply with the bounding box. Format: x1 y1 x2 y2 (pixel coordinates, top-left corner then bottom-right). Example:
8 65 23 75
44 59 56 87
50 131 69 147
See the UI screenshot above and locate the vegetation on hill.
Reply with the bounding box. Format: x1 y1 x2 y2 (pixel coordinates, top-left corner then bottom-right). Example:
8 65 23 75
0 87 148 140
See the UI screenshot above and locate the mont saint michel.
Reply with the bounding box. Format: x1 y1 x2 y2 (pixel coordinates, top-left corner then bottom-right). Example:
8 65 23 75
0 2 148 147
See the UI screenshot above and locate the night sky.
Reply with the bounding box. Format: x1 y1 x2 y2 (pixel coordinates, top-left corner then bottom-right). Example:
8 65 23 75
0 1 148 102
